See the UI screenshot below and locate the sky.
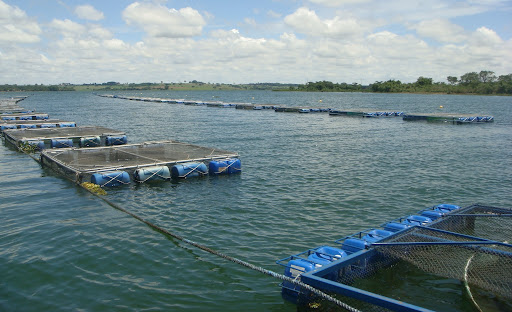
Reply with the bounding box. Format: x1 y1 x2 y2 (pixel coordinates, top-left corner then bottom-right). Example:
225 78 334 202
0 0 511 85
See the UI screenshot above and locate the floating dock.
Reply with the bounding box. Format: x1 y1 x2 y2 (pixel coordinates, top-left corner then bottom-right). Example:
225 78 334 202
403 113 494 123
276 203 512 311
3 126 125 149
40 140 240 185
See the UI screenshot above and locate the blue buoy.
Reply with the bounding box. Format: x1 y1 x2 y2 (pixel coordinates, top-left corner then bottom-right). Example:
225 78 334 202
79 136 101 148
134 166 171 182
208 158 241 175
384 222 409 233
106 135 127 146
402 215 432 226
341 238 369 254
36 114 49 120
282 258 317 293
19 124 37 129
1 124 17 130
19 116 33 120
40 123 57 128
51 139 73 148
58 122 76 127
434 204 460 213
362 229 393 243
309 246 347 263
421 210 444 220
171 162 208 179
2 116 16 120
91 171 130 187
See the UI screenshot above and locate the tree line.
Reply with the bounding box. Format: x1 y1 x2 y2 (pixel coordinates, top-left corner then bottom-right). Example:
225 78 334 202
293 71 512 95
0 84 74 92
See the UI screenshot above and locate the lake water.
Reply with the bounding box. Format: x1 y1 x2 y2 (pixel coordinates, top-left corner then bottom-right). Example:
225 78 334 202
1 91 511 311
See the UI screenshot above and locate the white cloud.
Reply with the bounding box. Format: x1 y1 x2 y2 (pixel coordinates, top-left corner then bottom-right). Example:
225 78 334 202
284 7 367 38
122 2 206 38
74 5 104 21
308 0 371 6
0 0 41 44
49 19 87 37
410 19 467 43
267 10 282 18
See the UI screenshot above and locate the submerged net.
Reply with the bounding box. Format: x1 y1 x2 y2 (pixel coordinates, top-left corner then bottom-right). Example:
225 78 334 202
372 204 512 301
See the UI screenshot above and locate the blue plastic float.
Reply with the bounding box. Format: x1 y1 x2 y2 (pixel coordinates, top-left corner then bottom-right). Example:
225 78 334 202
79 136 100 148
105 135 127 146
51 138 73 148
91 171 130 187
134 166 171 182
171 162 208 179
209 158 241 175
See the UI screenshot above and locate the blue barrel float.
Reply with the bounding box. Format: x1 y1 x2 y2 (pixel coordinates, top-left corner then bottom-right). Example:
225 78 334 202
91 171 130 187
51 138 73 148
134 166 171 182
106 135 127 146
79 136 100 148
36 114 49 120
1 124 17 130
209 158 241 175
58 122 76 127
40 123 57 128
19 124 37 129
171 162 208 179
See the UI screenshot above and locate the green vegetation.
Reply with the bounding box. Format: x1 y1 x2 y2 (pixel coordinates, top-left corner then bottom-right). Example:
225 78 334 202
2 81 298 92
2 71 510 95
293 71 512 95
0 84 74 92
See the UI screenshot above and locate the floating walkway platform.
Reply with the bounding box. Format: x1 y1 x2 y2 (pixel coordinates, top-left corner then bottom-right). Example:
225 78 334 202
403 113 494 123
3 126 125 150
40 140 240 185
276 203 512 311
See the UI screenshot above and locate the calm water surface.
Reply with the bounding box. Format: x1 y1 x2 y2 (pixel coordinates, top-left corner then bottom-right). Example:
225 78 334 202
1 91 511 311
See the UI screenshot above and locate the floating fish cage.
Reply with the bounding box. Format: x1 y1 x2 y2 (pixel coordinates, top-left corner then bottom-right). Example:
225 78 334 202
1 113 49 121
329 110 404 117
2 126 125 150
403 113 494 124
0 119 66 132
40 140 241 186
276 204 512 311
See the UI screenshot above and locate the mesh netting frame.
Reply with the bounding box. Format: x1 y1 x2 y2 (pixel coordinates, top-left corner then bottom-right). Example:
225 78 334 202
298 204 512 312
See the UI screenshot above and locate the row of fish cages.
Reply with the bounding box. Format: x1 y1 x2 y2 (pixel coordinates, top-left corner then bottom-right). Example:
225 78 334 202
2 97 242 188
276 203 512 311
99 94 494 124
403 113 495 124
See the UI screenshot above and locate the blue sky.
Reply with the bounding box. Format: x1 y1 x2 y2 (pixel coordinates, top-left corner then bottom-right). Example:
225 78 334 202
1 0 511 84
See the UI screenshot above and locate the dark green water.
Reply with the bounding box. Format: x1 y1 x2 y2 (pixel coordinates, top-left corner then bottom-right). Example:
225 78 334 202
1 91 511 311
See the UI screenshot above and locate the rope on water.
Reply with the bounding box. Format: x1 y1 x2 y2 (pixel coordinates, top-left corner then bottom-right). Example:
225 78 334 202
22 149 360 312
464 254 483 312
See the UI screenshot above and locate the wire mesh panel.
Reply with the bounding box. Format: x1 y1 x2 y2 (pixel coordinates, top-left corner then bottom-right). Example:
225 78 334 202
372 226 512 301
428 204 512 244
